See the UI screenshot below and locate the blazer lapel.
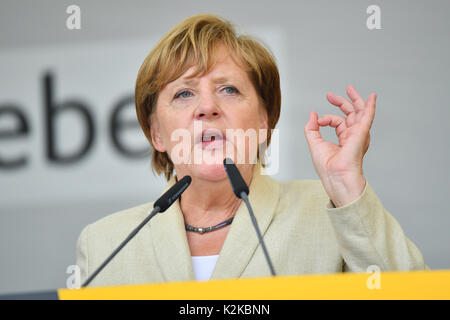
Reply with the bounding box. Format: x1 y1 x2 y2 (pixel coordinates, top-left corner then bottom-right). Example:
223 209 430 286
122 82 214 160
149 178 195 282
149 163 280 282
210 163 280 279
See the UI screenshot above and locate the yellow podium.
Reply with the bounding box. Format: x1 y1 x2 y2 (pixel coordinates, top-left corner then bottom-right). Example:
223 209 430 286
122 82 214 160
58 270 450 300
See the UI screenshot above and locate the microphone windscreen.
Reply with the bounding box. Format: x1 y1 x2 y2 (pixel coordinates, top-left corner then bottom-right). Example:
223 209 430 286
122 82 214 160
154 175 192 212
223 158 249 198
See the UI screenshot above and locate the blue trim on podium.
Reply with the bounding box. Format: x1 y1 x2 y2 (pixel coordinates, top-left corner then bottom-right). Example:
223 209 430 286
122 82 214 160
0 290 58 300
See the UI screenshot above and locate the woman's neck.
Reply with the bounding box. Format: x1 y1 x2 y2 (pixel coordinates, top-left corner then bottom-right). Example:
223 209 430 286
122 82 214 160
179 167 254 228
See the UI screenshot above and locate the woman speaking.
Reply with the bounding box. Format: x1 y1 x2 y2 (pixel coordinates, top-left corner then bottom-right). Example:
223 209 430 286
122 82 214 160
76 14 426 286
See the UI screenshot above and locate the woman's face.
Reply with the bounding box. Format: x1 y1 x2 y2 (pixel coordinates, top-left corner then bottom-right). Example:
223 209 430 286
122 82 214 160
151 46 268 182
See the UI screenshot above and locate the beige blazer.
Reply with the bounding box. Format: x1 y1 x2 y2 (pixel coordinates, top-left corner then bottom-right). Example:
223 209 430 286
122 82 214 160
76 164 427 287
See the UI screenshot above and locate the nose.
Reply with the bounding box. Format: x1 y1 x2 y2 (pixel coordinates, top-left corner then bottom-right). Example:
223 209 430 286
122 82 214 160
194 91 221 120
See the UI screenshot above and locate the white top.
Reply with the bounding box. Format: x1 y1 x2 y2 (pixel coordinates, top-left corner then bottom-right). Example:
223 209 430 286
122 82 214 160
191 255 219 281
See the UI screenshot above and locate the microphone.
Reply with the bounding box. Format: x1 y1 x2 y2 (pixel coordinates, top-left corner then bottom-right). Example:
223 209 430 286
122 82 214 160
82 175 192 287
154 175 192 212
223 158 276 276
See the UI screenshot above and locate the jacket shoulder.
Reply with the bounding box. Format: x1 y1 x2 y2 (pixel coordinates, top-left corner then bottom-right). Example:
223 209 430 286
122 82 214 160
274 178 332 213
279 179 328 200
83 201 155 236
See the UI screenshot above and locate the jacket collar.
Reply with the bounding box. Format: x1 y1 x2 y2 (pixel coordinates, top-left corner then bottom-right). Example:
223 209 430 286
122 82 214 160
149 162 280 282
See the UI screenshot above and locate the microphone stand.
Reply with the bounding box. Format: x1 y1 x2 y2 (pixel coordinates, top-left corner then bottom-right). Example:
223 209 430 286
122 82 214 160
240 192 276 276
81 175 192 287
223 158 276 277
81 206 161 287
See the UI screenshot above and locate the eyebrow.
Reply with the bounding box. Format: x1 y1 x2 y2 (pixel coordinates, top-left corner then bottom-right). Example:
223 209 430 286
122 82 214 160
212 76 238 85
176 78 198 86
172 75 241 89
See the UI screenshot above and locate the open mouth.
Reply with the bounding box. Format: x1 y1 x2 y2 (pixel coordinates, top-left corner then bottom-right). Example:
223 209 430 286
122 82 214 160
199 128 225 147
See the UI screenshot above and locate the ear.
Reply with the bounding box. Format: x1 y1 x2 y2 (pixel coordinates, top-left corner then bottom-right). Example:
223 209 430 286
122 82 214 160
149 114 166 153
260 108 269 130
258 106 269 144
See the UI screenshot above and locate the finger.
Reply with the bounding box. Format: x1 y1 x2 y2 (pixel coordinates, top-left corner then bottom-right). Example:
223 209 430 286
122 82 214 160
362 93 377 130
346 85 365 112
326 92 355 116
304 111 324 148
318 114 348 137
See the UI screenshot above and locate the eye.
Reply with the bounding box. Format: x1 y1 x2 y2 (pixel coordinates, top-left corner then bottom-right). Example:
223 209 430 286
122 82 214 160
222 86 239 95
174 90 193 100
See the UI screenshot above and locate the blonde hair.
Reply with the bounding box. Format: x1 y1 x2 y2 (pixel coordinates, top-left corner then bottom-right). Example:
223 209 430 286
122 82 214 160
135 14 281 180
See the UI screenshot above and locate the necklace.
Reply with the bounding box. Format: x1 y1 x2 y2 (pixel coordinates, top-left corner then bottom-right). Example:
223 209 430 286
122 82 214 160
185 217 234 234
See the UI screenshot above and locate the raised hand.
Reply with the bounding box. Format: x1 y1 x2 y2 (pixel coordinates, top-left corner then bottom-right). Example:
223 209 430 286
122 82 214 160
304 85 377 207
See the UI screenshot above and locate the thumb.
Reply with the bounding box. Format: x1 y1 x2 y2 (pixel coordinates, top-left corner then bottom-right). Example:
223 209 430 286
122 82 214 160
304 111 323 148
